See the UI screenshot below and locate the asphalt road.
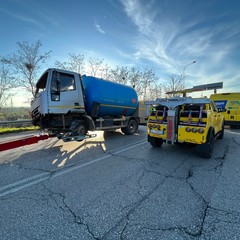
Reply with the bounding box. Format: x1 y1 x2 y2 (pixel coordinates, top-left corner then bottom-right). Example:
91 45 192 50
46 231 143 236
0 126 240 240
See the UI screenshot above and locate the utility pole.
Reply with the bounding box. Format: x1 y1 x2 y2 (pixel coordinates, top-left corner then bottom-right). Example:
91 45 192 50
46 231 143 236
11 98 13 110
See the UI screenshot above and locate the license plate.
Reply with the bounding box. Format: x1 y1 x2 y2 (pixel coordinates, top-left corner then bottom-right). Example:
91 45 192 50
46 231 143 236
150 129 164 135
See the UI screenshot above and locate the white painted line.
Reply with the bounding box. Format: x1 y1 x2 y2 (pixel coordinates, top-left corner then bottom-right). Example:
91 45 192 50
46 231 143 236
225 130 240 136
0 172 49 192
0 176 50 197
0 140 146 197
53 140 146 178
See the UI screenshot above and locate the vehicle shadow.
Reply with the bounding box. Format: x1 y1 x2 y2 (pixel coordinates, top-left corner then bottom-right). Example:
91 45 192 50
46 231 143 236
0 126 147 174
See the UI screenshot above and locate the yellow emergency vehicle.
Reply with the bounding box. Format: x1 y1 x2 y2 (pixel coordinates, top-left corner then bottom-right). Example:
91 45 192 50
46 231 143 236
145 97 224 158
210 92 240 128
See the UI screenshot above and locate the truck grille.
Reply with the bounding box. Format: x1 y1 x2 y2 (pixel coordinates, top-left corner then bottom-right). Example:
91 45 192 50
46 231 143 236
32 107 40 119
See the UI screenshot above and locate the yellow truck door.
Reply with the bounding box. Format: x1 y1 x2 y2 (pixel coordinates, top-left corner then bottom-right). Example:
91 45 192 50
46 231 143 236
226 100 240 122
210 93 240 127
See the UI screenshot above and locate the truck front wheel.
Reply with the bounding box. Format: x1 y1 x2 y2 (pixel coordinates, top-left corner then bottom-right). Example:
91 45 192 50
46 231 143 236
122 119 138 135
148 135 163 147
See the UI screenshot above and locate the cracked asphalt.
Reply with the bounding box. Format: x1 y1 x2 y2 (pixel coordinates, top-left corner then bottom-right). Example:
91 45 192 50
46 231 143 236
0 126 240 239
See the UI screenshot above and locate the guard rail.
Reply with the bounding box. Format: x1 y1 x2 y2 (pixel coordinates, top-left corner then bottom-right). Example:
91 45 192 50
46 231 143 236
0 120 32 128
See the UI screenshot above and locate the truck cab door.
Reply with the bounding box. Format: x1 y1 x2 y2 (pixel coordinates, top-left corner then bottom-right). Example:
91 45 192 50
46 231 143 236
211 102 222 132
48 71 85 114
226 100 239 122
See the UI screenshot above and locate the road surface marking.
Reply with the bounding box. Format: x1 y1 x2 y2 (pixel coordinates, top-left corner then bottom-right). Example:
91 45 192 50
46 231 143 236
0 139 146 197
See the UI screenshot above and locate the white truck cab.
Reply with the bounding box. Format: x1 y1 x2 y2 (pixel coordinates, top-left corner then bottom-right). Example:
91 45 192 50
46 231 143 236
31 69 85 122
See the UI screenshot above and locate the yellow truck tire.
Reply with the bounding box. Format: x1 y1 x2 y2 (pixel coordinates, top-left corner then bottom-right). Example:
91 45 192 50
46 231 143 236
196 130 214 158
148 136 163 147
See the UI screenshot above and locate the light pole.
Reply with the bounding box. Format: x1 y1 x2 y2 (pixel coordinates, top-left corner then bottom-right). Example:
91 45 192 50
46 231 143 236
182 60 196 76
181 60 196 97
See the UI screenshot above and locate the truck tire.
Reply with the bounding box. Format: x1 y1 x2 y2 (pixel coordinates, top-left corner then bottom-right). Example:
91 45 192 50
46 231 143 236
217 122 224 139
196 130 214 158
148 135 163 147
123 119 138 135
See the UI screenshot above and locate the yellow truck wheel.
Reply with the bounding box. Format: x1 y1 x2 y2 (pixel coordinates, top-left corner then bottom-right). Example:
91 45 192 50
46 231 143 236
148 135 163 147
196 130 214 158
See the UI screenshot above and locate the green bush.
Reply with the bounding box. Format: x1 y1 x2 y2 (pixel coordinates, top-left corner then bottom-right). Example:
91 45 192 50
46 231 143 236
0 107 31 121
0 126 40 135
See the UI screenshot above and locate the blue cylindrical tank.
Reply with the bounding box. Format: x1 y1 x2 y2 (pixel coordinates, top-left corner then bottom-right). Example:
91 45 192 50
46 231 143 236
82 76 138 117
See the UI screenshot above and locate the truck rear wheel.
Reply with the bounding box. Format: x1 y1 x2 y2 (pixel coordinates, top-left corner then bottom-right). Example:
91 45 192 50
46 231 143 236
148 135 163 147
123 119 138 135
196 131 214 158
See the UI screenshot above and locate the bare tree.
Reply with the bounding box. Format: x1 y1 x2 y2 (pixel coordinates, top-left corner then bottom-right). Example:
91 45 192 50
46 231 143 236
128 66 142 92
88 57 104 77
141 68 158 100
127 67 161 101
164 73 185 97
98 62 112 80
55 53 85 73
109 66 129 84
109 66 161 100
0 61 18 107
2 40 51 97
54 51 162 101
55 54 112 79
148 83 162 100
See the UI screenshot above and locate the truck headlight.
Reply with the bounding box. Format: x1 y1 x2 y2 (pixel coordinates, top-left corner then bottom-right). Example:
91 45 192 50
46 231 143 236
186 127 191 132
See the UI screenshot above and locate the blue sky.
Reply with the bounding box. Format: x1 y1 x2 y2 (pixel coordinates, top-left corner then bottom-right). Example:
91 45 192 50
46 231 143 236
0 0 240 105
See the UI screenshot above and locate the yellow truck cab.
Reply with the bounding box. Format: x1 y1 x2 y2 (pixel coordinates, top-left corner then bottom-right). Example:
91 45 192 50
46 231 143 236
145 97 224 158
210 92 240 128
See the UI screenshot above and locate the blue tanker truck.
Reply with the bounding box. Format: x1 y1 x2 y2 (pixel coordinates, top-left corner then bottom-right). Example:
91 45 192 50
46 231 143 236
31 68 148 141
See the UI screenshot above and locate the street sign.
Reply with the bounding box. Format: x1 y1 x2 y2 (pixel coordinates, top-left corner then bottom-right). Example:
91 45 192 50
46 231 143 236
165 82 223 96
193 82 223 90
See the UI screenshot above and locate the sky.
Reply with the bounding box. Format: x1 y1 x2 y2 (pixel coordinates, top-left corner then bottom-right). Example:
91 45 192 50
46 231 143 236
0 0 240 106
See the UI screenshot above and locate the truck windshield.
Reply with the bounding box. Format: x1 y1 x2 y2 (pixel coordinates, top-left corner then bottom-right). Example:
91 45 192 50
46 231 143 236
214 100 227 111
35 71 48 96
51 71 76 92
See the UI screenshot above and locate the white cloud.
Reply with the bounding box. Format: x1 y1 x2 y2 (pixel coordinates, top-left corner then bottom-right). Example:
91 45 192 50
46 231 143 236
120 0 183 72
121 0 155 34
120 0 240 94
0 7 44 29
95 23 105 34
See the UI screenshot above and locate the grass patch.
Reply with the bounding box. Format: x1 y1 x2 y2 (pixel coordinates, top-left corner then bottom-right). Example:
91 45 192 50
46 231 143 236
0 126 40 135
